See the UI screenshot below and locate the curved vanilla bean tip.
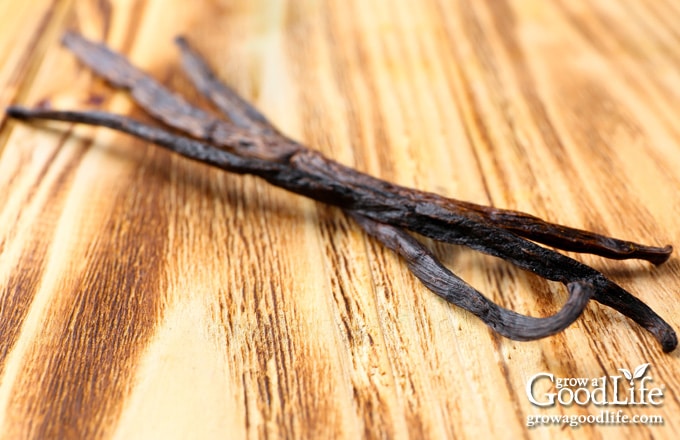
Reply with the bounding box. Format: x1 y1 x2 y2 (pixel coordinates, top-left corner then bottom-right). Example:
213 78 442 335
592 277 678 353
658 328 678 353
351 213 593 341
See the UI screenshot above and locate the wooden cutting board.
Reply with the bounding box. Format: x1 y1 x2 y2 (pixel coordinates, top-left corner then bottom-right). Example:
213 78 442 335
1 0 679 438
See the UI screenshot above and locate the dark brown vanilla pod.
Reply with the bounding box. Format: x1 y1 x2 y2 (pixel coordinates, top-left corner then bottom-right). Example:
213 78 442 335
6 32 676 352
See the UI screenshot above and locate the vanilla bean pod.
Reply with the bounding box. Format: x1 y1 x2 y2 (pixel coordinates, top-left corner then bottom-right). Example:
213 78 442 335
174 37 593 340
6 33 676 351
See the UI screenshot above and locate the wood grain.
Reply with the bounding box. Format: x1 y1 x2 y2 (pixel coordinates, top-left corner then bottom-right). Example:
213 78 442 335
1 0 679 438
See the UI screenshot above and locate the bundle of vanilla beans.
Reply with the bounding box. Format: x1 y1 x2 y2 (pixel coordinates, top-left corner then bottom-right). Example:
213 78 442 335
7 33 676 352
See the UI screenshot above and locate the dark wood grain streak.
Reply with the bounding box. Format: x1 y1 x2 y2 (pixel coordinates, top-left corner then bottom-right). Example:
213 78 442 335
2 143 170 439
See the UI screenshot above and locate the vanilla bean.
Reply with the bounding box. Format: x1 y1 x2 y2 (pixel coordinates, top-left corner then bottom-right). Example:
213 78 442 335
174 37 593 340
6 33 676 351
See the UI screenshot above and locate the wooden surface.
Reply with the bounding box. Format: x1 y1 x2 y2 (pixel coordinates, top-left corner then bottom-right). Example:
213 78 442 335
1 0 680 438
